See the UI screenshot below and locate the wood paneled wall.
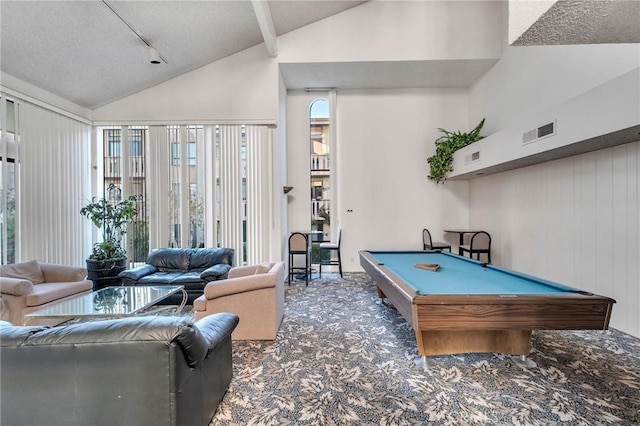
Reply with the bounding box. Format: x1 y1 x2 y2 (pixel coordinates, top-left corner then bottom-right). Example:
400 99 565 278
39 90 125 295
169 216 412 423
469 140 640 337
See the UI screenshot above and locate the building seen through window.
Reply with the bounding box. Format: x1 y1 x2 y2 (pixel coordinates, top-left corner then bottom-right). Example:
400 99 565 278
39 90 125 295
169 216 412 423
309 99 331 262
102 127 148 264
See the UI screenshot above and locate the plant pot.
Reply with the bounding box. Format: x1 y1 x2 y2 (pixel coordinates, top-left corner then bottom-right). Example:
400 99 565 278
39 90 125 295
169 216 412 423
86 257 128 291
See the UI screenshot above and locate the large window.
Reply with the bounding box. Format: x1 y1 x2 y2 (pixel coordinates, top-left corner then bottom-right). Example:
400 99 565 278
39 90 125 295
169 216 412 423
99 123 270 266
0 96 17 264
168 125 205 249
0 158 16 264
101 127 149 265
309 99 331 243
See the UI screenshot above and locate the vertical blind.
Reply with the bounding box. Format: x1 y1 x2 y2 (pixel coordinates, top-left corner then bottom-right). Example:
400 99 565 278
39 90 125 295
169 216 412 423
218 125 244 263
18 101 92 266
245 125 271 264
145 124 273 266
147 125 170 250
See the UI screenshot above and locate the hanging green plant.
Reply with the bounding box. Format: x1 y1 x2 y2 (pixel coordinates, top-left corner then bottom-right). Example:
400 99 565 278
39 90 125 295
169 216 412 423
427 118 486 183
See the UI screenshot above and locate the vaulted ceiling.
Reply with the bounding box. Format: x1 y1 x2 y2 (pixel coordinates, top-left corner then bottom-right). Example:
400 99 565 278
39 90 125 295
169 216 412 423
1 0 638 110
0 1 365 109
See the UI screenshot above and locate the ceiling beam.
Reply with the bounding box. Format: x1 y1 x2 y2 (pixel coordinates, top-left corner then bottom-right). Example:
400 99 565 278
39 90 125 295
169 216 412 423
251 0 278 57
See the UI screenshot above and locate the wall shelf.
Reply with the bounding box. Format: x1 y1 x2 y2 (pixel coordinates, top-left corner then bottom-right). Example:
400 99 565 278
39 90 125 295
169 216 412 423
449 68 640 180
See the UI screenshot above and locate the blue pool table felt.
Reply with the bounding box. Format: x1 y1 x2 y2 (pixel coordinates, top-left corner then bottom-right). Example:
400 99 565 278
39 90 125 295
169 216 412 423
368 251 580 295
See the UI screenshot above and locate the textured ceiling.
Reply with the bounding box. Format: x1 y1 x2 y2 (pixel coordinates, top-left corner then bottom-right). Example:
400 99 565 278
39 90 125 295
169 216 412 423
0 0 365 109
513 0 640 45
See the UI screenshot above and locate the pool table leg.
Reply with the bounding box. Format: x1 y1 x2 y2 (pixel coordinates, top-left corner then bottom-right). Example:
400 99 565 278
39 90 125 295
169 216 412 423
416 330 532 358
414 355 435 370
416 353 536 370
511 354 537 368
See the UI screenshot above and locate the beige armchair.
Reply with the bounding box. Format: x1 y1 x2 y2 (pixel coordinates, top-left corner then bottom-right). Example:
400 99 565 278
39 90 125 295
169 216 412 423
194 262 284 340
0 260 93 325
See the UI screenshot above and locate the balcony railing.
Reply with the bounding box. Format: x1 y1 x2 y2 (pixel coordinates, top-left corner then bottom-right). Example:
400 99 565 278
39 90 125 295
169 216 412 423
104 157 145 178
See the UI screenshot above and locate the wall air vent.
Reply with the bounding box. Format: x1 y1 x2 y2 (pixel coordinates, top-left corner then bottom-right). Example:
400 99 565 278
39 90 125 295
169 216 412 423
523 121 556 145
464 151 480 164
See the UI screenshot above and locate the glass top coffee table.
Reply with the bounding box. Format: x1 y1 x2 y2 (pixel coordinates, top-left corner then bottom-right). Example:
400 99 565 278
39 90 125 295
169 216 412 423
24 285 187 325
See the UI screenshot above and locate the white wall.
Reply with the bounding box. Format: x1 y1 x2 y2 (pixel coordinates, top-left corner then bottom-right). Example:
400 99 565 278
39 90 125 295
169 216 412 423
279 1 503 63
275 70 289 262
469 44 640 134
286 91 317 235
287 88 471 272
92 45 280 124
467 43 640 337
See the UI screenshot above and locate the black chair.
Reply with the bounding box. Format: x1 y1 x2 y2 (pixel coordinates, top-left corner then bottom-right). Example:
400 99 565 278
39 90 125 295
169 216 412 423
319 229 343 278
288 232 311 286
422 228 451 252
459 231 491 263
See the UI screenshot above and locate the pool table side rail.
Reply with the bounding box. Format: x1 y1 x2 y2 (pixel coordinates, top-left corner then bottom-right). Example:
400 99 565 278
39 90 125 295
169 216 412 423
359 250 417 329
414 298 615 331
485 263 588 294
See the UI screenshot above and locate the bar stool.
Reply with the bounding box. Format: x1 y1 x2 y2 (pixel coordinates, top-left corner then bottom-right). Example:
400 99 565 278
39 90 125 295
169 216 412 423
319 229 343 278
288 232 311 285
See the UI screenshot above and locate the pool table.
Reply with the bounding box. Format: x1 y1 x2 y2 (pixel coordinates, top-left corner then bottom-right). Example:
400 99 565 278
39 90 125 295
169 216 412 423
359 250 615 359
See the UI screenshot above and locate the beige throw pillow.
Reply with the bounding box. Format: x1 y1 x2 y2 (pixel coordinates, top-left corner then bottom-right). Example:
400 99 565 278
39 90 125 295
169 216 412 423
0 260 46 284
254 262 272 275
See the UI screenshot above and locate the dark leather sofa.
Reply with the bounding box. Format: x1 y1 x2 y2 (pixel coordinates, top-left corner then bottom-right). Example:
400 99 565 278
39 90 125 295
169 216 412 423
119 247 234 304
0 313 239 426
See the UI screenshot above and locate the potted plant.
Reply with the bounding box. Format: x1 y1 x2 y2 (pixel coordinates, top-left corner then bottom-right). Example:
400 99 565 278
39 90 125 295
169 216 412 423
80 184 138 291
427 118 485 183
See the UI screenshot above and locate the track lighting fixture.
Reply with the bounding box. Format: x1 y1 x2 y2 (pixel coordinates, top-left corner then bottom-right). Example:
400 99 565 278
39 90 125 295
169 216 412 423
103 0 167 65
149 47 161 64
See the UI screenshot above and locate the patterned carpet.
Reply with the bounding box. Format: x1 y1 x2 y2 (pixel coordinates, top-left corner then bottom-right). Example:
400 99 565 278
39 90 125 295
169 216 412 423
207 273 640 425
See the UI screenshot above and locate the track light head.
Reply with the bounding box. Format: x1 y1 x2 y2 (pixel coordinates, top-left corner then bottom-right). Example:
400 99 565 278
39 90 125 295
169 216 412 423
149 47 161 64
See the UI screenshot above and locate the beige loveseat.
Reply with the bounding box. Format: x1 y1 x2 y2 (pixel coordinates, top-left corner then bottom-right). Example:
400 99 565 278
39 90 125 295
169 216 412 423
0 260 92 325
194 262 284 340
